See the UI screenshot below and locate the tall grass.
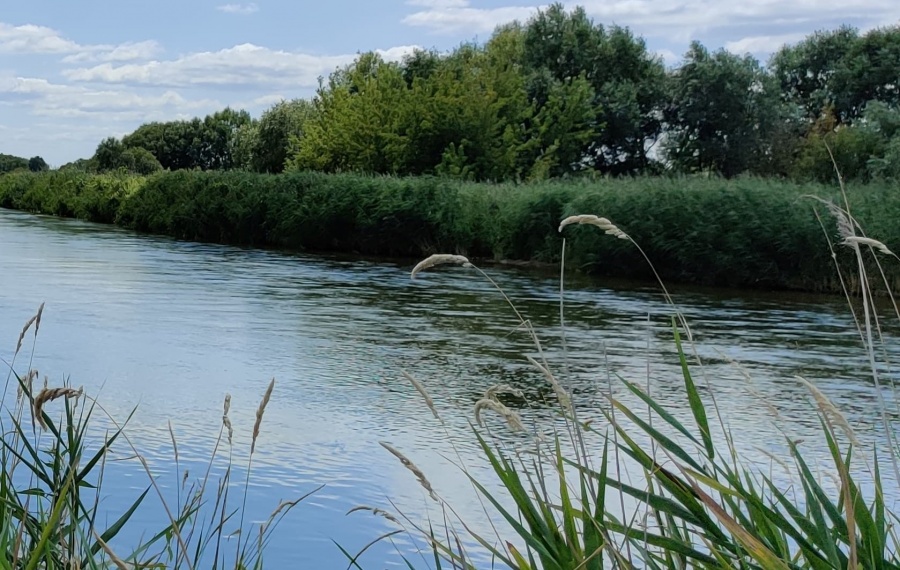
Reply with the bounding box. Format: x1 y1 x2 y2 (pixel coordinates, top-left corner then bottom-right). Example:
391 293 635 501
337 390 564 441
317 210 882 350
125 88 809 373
357 182 900 568
3 169 900 293
0 306 317 569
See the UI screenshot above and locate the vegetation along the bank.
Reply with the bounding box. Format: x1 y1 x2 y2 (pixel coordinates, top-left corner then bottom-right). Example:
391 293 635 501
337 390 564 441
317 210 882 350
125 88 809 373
2 168 900 294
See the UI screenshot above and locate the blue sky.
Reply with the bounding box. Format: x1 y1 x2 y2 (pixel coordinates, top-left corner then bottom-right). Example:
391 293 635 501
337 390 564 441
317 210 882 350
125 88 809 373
1 0 897 166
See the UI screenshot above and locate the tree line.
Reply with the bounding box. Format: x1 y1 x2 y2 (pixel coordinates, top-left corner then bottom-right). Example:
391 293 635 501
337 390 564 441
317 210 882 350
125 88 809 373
57 4 900 183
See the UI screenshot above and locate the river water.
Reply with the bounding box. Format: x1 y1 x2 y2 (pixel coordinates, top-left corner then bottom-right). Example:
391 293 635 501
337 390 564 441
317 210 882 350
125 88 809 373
1 207 899 568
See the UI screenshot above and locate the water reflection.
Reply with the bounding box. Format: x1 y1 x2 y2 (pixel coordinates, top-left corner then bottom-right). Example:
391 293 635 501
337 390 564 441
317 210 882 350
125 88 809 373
1 208 899 567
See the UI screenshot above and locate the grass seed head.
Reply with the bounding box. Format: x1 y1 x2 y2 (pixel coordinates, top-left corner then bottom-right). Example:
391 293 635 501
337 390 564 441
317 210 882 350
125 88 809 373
251 379 274 454
559 214 628 239
403 370 439 419
33 386 84 429
474 397 525 432
411 254 472 279
380 442 438 501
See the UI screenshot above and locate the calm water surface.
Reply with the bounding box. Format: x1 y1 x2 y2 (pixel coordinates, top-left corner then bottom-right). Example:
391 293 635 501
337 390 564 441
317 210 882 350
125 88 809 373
1 208 899 568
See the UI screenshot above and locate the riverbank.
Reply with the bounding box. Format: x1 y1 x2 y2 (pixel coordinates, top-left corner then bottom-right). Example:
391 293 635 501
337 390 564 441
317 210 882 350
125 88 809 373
1 169 896 293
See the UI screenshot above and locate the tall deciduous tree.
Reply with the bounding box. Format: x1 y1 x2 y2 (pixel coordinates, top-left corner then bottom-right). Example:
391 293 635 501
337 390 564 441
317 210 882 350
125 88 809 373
252 99 315 173
521 3 667 175
664 42 782 178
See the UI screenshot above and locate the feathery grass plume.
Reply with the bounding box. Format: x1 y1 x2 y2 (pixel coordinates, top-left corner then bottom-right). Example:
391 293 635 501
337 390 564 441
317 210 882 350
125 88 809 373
347 505 401 525
410 254 472 279
796 376 860 447
484 384 524 399
33 386 83 429
223 393 234 445
251 379 274 454
15 314 37 356
379 442 438 501
16 368 38 402
403 370 438 419
558 214 628 239
525 355 571 410
843 236 895 256
474 397 525 432
34 301 45 335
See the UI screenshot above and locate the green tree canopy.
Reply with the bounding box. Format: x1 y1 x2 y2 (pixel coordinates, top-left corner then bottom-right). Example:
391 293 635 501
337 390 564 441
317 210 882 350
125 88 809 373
664 42 782 177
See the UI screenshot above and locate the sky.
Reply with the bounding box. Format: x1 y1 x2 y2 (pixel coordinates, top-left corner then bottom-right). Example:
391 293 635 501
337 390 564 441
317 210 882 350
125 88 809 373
1 0 898 166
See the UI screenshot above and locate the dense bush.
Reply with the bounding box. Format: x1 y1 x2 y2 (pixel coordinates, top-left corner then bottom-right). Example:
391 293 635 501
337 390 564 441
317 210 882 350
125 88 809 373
2 170 897 293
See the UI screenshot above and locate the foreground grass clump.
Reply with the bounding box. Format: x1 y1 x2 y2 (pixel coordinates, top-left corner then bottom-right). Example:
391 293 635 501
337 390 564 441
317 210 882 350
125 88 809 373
355 200 900 568
3 169 900 293
1 306 315 569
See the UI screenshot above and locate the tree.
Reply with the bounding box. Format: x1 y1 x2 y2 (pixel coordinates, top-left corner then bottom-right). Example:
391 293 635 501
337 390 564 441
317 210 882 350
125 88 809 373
770 26 859 122
95 137 127 172
27 156 49 172
251 99 315 173
521 4 667 175
94 137 162 174
664 42 782 177
0 153 28 173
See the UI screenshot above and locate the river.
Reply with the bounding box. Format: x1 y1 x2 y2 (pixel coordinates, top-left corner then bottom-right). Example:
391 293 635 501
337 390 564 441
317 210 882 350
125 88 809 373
1 207 899 568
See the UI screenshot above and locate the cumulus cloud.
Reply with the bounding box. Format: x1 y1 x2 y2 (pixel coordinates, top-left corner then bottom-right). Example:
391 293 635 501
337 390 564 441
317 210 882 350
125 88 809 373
725 33 807 55
61 40 163 64
402 0 542 34
0 23 82 54
217 3 260 15
402 0 900 44
63 43 421 88
0 75 220 120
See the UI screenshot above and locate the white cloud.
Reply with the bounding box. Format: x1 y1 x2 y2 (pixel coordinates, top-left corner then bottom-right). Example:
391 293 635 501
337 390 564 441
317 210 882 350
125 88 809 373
0 76 220 120
402 0 542 34
63 43 420 88
217 3 260 15
725 33 806 55
402 0 900 43
61 41 163 64
0 23 81 54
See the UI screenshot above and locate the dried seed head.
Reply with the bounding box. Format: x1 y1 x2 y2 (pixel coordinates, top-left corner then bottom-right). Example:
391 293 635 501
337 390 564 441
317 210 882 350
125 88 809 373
474 398 525 431
17 369 39 402
484 384 524 399
558 214 628 239
827 202 854 240
525 355 571 410
842 236 894 256
33 386 84 429
347 505 401 525
380 442 438 501
251 379 275 454
410 254 472 279
34 302 45 336
403 370 439 419
796 376 859 447
16 315 37 357
223 393 234 445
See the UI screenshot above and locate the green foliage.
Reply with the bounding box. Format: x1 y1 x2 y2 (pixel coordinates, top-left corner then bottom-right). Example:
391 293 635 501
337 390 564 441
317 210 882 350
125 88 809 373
665 42 782 177
253 99 315 173
27 156 48 172
0 153 29 174
522 3 667 175
772 24 900 125
121 107 251 171
5 169 900 294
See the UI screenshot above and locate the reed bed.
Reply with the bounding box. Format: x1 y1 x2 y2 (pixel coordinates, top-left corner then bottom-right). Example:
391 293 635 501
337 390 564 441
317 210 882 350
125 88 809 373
3 169 900 293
